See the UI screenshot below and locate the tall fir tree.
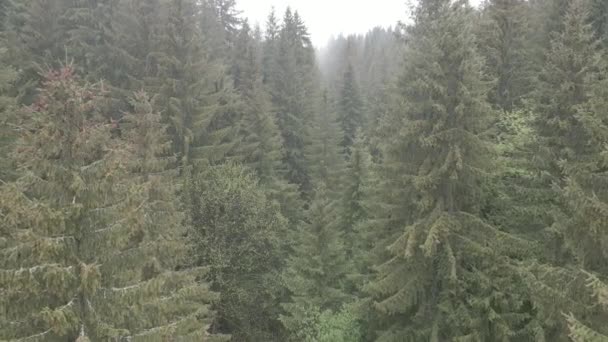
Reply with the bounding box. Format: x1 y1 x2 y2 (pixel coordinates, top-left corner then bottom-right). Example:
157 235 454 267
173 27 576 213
3 0 70 103
477 0 532 111
262 8 280 86
266 8 319 197
306 92 346 195
153 0 240 167
367 1 536 340
0 67 220 341
588 0 608 47
536 0 608 337
231 21 303 223
111 0 162 93
338 64 365 155
532 0 603 266
280 186 350 341
0 41 17 181
63 0 122 84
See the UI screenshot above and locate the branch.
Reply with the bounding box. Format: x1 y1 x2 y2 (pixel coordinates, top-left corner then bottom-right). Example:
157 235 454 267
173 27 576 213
16 329 51 341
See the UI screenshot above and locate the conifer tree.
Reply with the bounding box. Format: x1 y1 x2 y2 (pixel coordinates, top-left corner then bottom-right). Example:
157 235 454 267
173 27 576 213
231 21 303 222
262 8 280 85
545 0 608 273
589 0 608 47
154 0 240 167
200 0 241 60
341 133 369 268
532 0 603 268
3 0 70 103
281 186 349 340
63 0 124 86
367 1 535 340
186 163 288 341
266 8 318 196
0 67 219 341
0 43 17 180
531 0 608 337
338 64 365 155
477 0 532 111
111 0 162 93
306 92 346 195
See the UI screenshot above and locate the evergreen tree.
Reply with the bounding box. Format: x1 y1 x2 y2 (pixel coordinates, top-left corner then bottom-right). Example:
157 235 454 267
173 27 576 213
111 0 162 93
341 133 370 274
0 67 219 341
589 0 608 47
338 64 365 155
477 0 532 111
367 1 535 340
187 163 288 341
3 0 70 103
547 0 608 273
266 8 318 196
0 42 17 180
306 92 346 194
200 0 241 60
63 0 123 85
533 0 603 267
231 21 303 223
154 0 240 167
532 0 608 337
280 186 349 340
262 8 280 85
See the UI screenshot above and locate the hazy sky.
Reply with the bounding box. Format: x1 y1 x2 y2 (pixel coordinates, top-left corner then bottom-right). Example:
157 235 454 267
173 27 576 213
239 0 483 47
238 0 407 47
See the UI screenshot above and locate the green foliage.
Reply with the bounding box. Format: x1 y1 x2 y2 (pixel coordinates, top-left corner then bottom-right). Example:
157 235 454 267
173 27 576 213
230 22 303 223
366 1 541 340
338 64 365 154
477 0 532 111
5 0 608 340
265 8 318 196
0 68 219 341
0 43 17 181
187 163 288 341
281 186 350 338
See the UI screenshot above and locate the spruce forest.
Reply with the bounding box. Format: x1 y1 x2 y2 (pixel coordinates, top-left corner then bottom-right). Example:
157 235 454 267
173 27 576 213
1 0 608 341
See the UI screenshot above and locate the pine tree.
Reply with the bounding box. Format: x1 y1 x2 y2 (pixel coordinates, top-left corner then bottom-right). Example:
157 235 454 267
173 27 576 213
280 186 349 341
306 92 346 194
0 41 17 180
0 67 220 341
186 163 288 341
231 21 303 223
589 0 608 47
3 0 70 103
550 0 608 272
266 8 318 196
477 0 532 111
153 0 240 167
341 133 370 277
111 0 162 93
533 0 608 337
338 64 365 155
366 1 536 340
200 0 241 60
533 0 603 264
63 0 124 85
262 8 280 85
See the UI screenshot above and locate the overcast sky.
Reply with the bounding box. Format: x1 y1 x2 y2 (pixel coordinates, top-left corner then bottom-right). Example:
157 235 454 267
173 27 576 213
238 0 407 47
238 0 483 47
